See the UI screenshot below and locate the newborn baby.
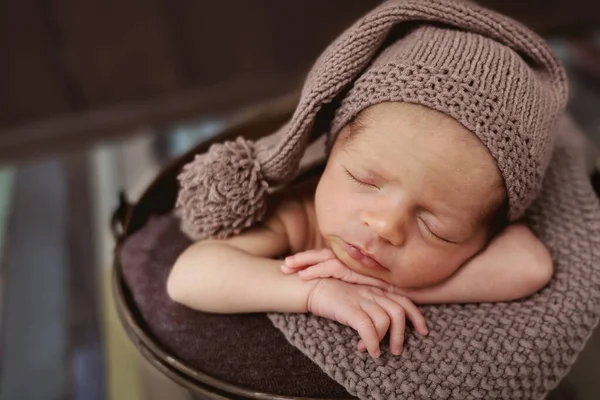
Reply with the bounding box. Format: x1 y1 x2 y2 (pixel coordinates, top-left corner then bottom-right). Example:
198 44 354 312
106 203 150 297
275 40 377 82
168 11 566 360
167 100 552 359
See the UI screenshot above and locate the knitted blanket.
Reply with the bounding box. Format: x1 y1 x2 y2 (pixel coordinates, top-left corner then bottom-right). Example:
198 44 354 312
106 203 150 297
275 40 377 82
268 115 600 399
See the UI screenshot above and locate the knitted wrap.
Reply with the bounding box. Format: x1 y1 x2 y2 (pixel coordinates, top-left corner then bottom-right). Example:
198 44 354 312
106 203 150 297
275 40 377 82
176 0 567 239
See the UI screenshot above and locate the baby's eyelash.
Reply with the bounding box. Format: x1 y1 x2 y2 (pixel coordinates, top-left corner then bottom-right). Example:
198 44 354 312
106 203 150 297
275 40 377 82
344 169 376 188
419 218 454 244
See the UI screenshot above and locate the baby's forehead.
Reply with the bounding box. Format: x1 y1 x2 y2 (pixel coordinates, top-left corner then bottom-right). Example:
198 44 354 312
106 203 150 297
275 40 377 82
340 103 492 160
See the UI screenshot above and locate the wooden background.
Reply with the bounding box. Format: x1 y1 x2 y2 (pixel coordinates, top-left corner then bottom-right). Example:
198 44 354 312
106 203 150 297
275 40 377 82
1 0 600 160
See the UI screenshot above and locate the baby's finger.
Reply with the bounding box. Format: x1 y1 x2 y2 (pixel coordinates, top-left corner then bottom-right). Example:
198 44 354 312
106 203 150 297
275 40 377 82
346 311 381 358
357 340 366 352
387 293 428 336
343 272 394 291
360 301 391 343
297 259 345 280
284 248 335 269
374 296 406 356
280 264 297 274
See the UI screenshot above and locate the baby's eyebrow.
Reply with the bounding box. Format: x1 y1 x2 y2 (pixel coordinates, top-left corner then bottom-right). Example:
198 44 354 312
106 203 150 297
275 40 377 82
348 115 369 138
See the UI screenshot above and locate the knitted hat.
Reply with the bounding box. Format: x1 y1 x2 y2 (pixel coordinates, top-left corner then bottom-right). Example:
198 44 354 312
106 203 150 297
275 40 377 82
176 0 568 240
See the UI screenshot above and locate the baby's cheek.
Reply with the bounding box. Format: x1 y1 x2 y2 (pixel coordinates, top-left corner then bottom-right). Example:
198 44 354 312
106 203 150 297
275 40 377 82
391 250 463 288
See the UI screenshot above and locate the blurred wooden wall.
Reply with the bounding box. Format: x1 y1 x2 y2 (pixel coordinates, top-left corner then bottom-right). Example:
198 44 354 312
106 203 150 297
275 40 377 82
1 0 599 160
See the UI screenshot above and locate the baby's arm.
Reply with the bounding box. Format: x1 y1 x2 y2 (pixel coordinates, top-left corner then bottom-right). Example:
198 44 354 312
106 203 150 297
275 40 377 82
168 195 427 358
167 200 318 313
399 223 553 304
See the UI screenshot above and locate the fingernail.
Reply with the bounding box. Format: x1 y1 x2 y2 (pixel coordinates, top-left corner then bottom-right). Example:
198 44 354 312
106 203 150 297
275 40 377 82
374 350 380 358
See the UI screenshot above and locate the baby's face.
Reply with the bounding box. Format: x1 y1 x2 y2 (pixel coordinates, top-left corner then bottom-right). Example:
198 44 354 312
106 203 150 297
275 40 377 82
315 102 505 289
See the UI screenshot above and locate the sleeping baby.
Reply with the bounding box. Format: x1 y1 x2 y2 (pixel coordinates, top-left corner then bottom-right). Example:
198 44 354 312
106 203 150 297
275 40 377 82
167 9 566 360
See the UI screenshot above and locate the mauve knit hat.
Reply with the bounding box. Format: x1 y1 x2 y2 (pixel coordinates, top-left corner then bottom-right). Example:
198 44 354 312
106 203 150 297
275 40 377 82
176 0 568 240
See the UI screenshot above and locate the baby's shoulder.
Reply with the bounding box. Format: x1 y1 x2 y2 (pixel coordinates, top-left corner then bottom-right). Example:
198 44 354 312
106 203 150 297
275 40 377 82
268 178 319 253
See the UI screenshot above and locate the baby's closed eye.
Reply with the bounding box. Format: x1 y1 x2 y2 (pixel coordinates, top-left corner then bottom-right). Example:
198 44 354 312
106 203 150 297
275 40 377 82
417 217 458 244
344 168 379 190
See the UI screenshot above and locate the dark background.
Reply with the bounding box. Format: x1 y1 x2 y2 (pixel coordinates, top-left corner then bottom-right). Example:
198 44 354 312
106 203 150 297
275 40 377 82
2 0 600 161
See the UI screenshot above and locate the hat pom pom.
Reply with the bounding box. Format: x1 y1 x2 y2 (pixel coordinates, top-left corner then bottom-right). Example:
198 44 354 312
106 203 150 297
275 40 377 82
176 137 269 240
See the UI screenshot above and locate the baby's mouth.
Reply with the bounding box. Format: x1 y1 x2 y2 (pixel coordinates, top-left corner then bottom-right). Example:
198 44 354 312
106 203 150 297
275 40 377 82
342 241 387 271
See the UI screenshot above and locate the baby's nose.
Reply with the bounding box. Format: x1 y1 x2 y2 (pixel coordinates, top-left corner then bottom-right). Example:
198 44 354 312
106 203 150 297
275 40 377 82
362 211 406 247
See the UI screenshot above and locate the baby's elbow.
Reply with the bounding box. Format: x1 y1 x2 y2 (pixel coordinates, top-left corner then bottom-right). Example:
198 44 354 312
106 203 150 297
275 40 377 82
166 242 221 307
166 245 200 304
524 241 554 294
166 259 187 304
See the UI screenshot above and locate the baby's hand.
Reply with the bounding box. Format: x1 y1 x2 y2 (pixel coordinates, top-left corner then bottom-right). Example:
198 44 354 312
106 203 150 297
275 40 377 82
281 249 394 292
308 279 428 358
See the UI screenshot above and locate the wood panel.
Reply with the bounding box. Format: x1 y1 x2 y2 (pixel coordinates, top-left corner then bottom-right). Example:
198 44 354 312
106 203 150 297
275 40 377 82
162 0 278 86
263 1 381 73
64 152 105 400
0 0 72 128
48 0 184 108
1 0 600 162
0 77 297 163
0 161 70 399
162 0 381 86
